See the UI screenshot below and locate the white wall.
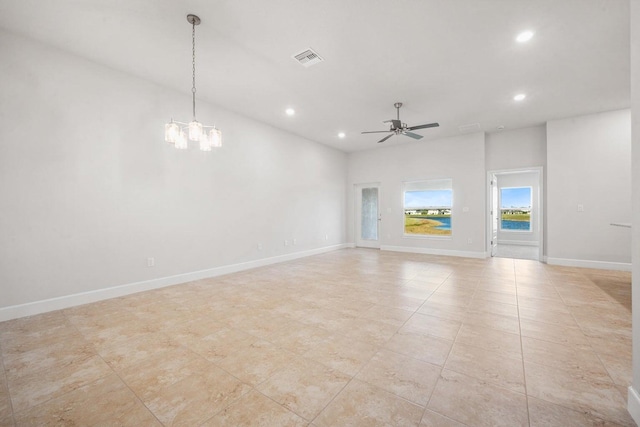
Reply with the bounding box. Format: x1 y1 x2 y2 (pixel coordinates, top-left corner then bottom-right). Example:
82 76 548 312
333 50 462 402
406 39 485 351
546 109 632 267
485 125 547 171
0 31 347 314
629 0 640 422
347 132 486 257
495 172 540 245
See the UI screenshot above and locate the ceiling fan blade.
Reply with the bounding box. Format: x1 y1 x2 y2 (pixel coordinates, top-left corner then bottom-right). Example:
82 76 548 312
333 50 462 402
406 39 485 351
406 122 440 131
378 134 395 143
402 131 423 140
361 130 392 134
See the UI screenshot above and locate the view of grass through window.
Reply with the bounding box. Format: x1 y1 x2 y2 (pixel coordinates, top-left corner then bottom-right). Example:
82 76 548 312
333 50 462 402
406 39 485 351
404 179 452 236
500 187 531 231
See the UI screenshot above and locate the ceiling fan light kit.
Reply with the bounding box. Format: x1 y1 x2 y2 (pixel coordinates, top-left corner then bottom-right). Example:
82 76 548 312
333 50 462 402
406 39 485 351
164 14 222 151
361 102 439 143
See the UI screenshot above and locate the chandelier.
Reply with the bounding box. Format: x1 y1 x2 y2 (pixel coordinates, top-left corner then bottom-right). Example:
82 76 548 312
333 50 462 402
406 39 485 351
164 14 222 151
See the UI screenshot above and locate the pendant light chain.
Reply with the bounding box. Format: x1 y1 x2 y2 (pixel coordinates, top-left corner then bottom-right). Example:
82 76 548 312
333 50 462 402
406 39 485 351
192 19 197 120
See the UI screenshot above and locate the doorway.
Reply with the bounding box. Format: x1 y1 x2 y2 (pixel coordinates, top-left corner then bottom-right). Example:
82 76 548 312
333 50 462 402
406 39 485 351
355 183 381 249
487 168 543 261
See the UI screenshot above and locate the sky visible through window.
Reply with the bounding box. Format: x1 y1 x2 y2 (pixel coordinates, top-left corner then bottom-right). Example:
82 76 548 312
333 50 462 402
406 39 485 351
405 190 452 208
500 187 531 209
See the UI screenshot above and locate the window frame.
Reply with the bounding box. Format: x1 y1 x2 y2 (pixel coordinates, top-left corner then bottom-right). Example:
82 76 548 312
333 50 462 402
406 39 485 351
402 179 453 239
499 186 533 233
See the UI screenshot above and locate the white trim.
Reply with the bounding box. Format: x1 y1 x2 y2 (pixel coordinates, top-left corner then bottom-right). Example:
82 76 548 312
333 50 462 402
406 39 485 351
628 386 640 424
381 245 486 259
547 257 632 272
498 240 539 246
0 244 348 322
488 172 498 257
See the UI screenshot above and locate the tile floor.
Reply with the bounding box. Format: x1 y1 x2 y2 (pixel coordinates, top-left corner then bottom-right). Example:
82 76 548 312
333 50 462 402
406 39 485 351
0 248 635 426
494 244 540 261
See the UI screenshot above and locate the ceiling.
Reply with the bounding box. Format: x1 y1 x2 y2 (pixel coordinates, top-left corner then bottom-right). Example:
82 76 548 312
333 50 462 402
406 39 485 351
0 0 630 152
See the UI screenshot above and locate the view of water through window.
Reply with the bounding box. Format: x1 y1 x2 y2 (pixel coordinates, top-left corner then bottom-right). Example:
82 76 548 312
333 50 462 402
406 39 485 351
500 187 531 231
404 181 453 236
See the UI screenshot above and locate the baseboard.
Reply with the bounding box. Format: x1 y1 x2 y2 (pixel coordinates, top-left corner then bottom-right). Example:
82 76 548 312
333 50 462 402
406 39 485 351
628 386 640 424
546 257 632 272
498 240 539 246
0 243 349 322
381 245 486 259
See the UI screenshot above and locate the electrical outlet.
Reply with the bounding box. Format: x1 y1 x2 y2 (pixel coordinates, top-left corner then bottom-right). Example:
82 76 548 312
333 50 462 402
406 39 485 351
284 240 289 246
577 204 584 212
147 257 155 267
467 238 473 244
325 234 329 241
293 238 297 245
257 243 263 250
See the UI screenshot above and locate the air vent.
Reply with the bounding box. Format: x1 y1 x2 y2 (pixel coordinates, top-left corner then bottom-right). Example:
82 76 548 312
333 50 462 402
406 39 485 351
458 123 481 133
292 48 324 67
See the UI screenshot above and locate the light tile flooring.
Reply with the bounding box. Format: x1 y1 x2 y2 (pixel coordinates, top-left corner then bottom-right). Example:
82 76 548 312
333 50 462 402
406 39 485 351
494 244 540 261
0 248 635 426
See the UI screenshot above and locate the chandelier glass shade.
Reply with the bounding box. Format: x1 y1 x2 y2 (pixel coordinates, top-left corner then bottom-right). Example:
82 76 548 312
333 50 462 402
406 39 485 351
165 14 221 151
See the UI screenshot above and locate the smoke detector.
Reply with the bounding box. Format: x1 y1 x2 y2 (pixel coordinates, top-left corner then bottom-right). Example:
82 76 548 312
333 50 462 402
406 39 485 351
292 48 324 67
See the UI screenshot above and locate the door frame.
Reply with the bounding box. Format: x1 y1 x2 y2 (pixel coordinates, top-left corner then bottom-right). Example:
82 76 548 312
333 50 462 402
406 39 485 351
354 182 381 249
486 167 544 261
490 173 499 257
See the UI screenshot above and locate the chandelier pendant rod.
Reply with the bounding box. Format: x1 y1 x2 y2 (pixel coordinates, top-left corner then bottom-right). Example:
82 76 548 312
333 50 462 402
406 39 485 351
191 16 197 121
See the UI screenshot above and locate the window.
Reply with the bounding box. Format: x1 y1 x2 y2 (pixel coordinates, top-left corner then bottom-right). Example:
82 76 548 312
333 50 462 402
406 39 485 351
403 179 452 236
500 186 531 231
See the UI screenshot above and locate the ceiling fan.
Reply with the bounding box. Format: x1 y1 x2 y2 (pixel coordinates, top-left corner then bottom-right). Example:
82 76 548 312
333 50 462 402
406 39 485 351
362 102 439 143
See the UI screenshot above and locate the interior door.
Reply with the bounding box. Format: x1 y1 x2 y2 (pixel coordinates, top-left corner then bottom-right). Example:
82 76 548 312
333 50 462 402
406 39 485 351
355 184 381 249
491 174 498 256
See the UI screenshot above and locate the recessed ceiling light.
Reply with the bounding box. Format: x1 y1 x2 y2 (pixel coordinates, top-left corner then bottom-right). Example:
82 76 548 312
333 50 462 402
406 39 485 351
516 31 534 43
338 132 346 139
285 108 295 116
513 93 526 101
